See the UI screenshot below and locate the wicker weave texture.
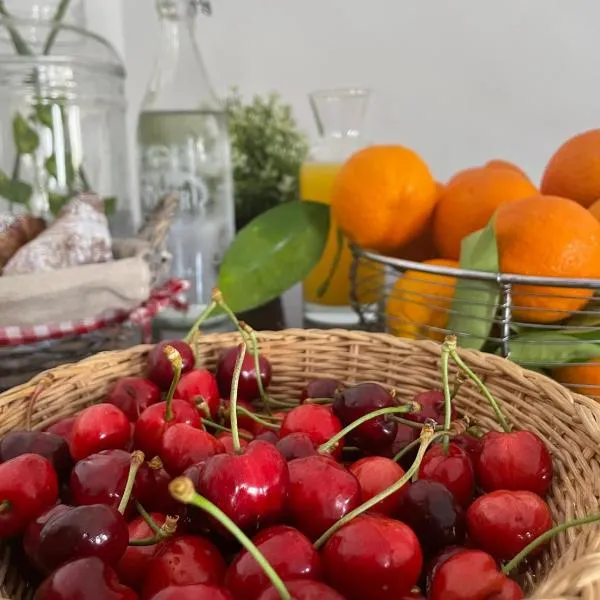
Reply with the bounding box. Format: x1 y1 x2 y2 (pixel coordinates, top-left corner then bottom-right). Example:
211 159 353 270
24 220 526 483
1 329 600 599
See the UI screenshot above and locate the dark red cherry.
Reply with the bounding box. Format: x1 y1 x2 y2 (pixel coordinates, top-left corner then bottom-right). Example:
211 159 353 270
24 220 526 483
396 479 466 558
36 503 129 572
349 456 407 516
215 345 272 402
225 525 321 600
476 431 553 496
300 378 345 402
332 382 397 453
44 416 77 442
276 433 317 462
254 431 279 445
0 430 72 480
147 585 234 600
69 404 131 461
256 579 345 600
222 398 264 436
33 556 138 600
147 340 195 391
175 368 221 418
141 535 226 600
134 399 202 459
106 377 162 422
322 514 423 600
452 432 483 463
418 442 475 507
286 455 360 540
407 390 456 425
160 424 224 476
383 423 420 469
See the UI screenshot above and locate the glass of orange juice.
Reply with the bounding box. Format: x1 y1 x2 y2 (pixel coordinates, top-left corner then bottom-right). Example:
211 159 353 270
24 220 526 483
301 89 383 325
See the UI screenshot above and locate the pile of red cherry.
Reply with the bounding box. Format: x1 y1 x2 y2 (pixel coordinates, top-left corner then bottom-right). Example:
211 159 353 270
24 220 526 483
0 321 590 600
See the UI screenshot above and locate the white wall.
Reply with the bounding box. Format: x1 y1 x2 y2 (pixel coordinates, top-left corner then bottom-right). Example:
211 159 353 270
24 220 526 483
98 0 600 188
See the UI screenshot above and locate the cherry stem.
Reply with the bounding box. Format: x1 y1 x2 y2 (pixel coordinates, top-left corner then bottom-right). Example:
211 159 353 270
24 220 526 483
441 342 452 453
117 451 145 515
0 500 10 514
169 477 291 600
502 512 600 575
390 416 429 429
451 371 466 400
148 456 163 471
183 299 218 344
201 418 253 440
135 501 163 536
235 406 280 430
241 322 272 415
163 345 183 422
128 515 179 546
303 397 333 405
314 424 446 549
392 437 422 463
318 405 417 455
445 336 511 433
229 341 247 454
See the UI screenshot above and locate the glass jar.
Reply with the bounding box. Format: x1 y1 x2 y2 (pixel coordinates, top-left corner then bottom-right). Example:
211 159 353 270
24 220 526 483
0 1 132 236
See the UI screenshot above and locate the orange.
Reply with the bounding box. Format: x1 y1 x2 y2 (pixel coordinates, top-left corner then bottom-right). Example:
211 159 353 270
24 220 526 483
495 195 600 323
485 159 531 182
553 360 600 399
541 129 600 207
330 145 437 255
433 167 538 260
589 198 600 222
386 258 459 341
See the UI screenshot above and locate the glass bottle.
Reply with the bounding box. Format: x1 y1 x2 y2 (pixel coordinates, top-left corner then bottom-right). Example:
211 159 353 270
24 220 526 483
301 88 382 326
138 0 235 329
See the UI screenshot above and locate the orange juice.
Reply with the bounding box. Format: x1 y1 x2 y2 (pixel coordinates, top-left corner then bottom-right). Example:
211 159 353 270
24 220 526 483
301 162 383 307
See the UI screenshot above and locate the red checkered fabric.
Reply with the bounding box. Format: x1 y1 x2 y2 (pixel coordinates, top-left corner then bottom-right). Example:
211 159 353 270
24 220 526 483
0 278 189 347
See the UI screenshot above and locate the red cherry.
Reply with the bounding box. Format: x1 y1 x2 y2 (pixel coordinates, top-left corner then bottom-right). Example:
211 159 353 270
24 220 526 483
256 579 345 600
428 549 521 600
383 423 420 469
276 433 318 462
215 345 272 401
300 378 345 402
348 456 407 516
406 389 455 425
280 404 344 458
222 398 264 436
332 383 397 453
425 545 469 595
215 432 251 454
147 585 234 600
254 431 279 445
45 416 77 442
466 490 553 561
175 368 221 418
106 377 162 422
286 455 360 540
452 432 483 463
161 424 224 476
136 465 186 521
494 579 525 599
476 431 553 496
418 442 475 507
141 535 226 600
225 525 321 599
116 512 167 591
0 430 72 481
147 340 195 391
134 399 202 459
321 514 423 600
197 440 288 534
33 556 137 600
69 404 131 461
0 453 59 538
36 503 129 572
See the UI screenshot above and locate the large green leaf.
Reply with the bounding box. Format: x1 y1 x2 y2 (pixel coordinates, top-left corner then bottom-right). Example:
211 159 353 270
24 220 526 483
509 330 600 365
218 200 330 312
447 218 500 350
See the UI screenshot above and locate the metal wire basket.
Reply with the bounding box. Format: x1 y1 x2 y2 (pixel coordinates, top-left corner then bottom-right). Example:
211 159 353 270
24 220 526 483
350 245 600 400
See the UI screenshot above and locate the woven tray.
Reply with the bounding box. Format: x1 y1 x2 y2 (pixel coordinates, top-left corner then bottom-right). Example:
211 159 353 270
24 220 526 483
0 329 599 599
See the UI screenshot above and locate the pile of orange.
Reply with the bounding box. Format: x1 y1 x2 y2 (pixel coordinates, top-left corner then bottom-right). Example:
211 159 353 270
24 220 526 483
330 130 600 399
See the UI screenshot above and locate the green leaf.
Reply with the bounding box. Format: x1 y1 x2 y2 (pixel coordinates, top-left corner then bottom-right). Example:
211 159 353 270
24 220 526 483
447 217 500 350
218 200 330 312
48 193 69 216
35 104 54 128
509 331 600 365
0 169 32 206
12 113 39 154
45 154 75 186
103 197 117 215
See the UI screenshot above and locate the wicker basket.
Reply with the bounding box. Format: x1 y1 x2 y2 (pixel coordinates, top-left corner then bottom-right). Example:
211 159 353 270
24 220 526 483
1 329 600 599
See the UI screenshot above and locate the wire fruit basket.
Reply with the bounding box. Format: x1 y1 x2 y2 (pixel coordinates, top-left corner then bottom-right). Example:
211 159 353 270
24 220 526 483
350 246 600 401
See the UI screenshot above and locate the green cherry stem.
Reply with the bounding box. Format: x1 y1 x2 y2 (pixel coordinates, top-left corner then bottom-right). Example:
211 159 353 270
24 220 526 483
441 341 452 452
162 345 183 423
390 416 430 429
117 451 145 515
392 437 422 463
201 419 253 440
183 299 218 344
229 341 247 454
170 477 291 600
317 405 416 455
502 512 600 575
314 424 445 549
445 336 511 433
235 406 280 430
135 501 163 536
303 397 334 405
128 515 179 547
241 322 272 415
